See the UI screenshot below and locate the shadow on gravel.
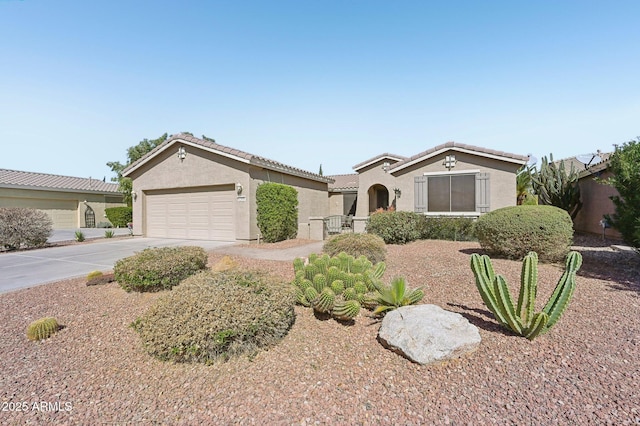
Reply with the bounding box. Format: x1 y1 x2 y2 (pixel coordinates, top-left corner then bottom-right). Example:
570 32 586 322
576 248 640 295
447 303 513 336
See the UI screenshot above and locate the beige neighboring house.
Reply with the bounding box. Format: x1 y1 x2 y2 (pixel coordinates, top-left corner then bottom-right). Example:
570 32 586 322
335 142 528 219
122 133 333 242
0 169 124 229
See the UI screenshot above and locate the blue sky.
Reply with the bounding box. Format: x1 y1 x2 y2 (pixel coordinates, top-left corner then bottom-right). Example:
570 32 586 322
1 0 638 181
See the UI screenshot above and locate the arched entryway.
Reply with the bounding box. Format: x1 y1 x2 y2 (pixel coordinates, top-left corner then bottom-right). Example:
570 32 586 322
84 205 95 228
367 184 390 213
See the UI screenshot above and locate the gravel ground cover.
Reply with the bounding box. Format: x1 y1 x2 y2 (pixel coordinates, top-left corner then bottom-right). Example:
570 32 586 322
0 237 638 425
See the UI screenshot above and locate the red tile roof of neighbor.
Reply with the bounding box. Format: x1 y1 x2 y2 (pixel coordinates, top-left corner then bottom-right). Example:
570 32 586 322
0 168 120 193
123 133 334 184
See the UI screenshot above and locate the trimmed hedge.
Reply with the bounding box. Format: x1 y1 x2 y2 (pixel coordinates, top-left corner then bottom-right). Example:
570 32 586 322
256 183 298 243
0 207 53 250
366 211 423 244
114 246 208 292
323 233 387 264
474 205 573 262
132 270 296 364
105 207 132 228
418 217 477 241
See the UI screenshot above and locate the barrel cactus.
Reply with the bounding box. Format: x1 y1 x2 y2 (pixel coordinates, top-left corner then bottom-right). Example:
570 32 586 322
26 317 60 341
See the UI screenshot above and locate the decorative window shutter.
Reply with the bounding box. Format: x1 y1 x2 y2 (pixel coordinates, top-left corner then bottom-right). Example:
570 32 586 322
476 173 490 213
414 176 427 213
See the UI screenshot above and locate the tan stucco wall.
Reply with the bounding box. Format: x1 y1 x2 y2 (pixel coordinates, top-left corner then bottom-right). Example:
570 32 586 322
250 168 329 240
0 187 124 228
574 170 622 239
355 151 522 216
127 142 329 241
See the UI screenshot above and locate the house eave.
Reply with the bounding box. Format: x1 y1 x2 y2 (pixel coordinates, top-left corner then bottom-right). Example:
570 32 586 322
391 146 527 173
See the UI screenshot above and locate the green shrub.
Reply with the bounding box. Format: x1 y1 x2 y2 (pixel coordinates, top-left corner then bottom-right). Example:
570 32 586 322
75 230 85 242
114 246 208 292
371 277 424 316
0 207 53 250
104 230 115 238
26 317 60 341
603 138 640 248
105 207 132 228
256 183 298 243
323 233 387 263
417 216 477 241
366 211 422 244
474 205 573 262
132 270 296 364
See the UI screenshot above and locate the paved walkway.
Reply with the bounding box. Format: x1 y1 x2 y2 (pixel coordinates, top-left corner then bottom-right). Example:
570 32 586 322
0 237 323 294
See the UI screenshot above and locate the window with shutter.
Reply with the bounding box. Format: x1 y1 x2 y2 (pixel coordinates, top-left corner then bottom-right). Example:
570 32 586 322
415 172 489 213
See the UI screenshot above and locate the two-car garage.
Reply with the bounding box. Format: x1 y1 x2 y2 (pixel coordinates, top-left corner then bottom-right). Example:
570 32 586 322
145 186 236 241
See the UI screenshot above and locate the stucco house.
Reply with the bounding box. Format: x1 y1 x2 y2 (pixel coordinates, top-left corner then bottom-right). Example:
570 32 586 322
0 169 124 229
124 135 528 241
331 142 528 222
122 133 333 241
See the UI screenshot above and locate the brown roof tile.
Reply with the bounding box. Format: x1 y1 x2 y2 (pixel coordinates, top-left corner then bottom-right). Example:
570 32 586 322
0 169 120 193
390 141 528 171
327 174 359 191
352 153 408 171
123 133 333 184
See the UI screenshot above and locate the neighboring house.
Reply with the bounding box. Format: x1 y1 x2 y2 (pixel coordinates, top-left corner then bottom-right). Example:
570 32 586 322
0 169 124 229
341 142 528 219
328 174 358 216
122 133 333 241
571 155 622 239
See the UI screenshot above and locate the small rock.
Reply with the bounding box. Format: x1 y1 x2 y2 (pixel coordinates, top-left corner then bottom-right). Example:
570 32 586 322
378 304 481 365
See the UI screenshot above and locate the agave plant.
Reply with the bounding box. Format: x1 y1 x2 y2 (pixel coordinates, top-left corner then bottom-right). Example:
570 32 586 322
372 277 424 316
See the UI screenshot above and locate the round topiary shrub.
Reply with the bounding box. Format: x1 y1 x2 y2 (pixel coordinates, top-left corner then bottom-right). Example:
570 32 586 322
114 246 208 292
323 233 387 263
366 211 423 244
132 270 296 364
474 205 573 262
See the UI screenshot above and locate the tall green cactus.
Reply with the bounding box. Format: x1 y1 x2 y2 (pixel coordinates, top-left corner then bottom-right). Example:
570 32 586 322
470 251 582 340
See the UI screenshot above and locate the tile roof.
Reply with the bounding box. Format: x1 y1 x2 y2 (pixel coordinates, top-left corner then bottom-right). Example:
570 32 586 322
390 141 528 172
327 174 359 191
0 168 120 193
352 153 408 171
123 133 334 184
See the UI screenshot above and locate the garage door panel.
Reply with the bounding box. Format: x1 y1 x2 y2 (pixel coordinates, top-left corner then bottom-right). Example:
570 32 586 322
146 189 235 240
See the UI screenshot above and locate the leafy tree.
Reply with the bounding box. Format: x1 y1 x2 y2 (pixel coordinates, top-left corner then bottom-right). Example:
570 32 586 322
107 133 168 206
603 138 640 248
531 154 582 219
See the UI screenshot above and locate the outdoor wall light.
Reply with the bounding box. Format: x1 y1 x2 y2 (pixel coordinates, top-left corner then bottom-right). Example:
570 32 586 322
443 154 457 170
131 190 138 201
177 146 187 161
382 161 390 172
393 188 401 199
236 183 243 195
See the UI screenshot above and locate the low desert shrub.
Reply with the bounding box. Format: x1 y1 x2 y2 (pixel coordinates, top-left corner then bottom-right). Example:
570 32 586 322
417 217 477 241
75 230 85 242
97 221 113 228
0 207 53 250
366 211 422 244
132 270 296 364
114 246 208 292
26 317 60 341
474 205 573 262
104 230 115 238
105 207 132 228
323 233 387 263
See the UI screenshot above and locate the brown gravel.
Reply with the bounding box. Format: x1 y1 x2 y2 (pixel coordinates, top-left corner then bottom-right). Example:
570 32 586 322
1 237 639 425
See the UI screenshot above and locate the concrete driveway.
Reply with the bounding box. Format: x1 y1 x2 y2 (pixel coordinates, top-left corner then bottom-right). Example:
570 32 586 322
0 237 235 293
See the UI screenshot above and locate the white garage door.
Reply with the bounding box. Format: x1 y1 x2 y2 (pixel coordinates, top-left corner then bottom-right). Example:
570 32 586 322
145 188 235 240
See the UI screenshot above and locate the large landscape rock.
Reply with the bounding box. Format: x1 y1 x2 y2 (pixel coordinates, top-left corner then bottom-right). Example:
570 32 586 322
378 304 481 365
